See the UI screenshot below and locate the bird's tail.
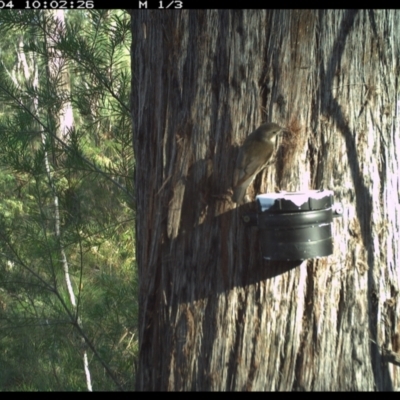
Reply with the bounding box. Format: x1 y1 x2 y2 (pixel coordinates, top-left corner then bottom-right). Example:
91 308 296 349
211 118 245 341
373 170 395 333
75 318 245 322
232 175 254 204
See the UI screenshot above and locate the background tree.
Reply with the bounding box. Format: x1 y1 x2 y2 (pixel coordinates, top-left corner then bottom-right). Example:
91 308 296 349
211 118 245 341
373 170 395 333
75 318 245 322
131 10 400 390
0 10 136 390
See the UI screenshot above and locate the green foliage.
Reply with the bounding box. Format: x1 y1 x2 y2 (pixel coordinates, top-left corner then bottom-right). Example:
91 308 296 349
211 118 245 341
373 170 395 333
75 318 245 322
0 10 136 391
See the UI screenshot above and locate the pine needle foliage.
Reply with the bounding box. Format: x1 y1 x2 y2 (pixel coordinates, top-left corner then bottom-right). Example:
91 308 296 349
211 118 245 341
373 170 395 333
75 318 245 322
0 10 136 391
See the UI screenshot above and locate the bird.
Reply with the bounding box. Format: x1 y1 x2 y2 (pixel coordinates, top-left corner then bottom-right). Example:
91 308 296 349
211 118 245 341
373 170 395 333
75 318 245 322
232 122 283 204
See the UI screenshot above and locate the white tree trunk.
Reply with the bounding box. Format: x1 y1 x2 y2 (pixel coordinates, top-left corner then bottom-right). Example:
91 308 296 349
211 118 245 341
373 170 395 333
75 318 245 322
45 10 92 392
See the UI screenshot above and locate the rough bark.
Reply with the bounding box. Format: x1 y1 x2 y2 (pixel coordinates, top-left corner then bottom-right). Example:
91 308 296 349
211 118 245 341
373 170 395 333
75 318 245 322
131 10 400 391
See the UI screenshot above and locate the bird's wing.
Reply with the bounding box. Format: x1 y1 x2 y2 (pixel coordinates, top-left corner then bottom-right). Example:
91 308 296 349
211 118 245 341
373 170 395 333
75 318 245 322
235 143 273 186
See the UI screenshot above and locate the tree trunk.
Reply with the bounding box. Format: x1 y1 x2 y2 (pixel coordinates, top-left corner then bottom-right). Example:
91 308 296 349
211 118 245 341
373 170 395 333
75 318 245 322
131 10 400 391
45 10 73 144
